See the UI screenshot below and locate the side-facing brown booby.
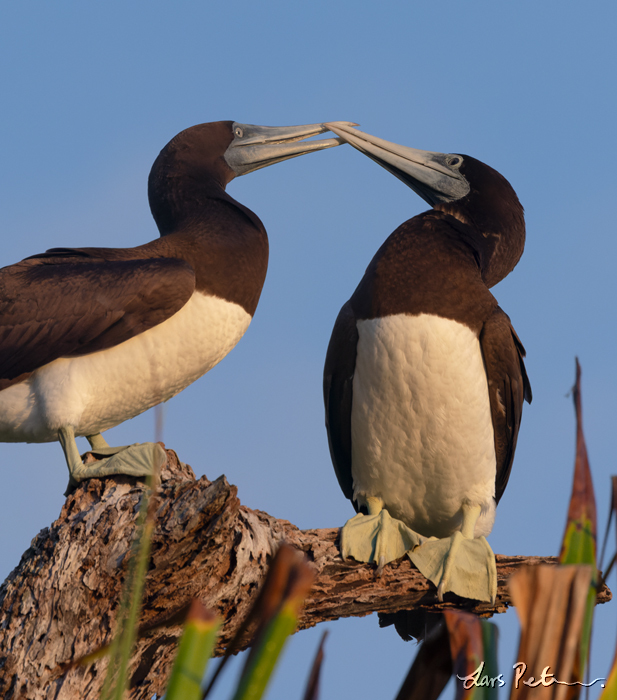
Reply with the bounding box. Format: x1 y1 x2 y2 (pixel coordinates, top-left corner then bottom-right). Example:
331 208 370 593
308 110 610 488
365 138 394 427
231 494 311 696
0 120 351 493
323 123 531 602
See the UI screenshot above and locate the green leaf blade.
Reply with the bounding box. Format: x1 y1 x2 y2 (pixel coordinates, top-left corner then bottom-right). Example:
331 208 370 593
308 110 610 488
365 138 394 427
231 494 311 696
166 600 220 700
558 360 598 679
231 605 298 700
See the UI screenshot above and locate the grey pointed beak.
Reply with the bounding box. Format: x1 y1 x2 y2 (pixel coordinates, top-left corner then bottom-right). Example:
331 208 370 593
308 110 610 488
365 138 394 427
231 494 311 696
325 122 470 205
225 122 358 176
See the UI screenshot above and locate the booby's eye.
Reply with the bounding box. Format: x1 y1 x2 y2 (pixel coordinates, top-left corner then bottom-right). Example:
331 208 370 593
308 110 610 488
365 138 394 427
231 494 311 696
234 126 244 138
447 156 462 168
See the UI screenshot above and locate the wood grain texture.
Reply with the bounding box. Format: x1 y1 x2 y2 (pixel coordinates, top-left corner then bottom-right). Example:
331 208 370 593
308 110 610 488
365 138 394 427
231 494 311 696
0 450 611 699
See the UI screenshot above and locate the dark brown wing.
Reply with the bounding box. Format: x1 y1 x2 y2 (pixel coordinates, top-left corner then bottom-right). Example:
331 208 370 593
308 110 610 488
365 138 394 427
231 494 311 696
323 301 359 508
479 307 532 503
0 254 195 386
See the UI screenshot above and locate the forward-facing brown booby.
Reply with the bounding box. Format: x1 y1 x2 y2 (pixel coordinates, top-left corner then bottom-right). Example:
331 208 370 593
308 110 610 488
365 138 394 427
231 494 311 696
0 120 350 492
323 124 531 603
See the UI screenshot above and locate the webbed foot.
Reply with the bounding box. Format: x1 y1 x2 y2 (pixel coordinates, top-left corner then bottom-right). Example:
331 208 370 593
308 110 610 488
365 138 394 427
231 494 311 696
59 427 166 496
85 432 128 453
340 497 423 571
408 504 497 603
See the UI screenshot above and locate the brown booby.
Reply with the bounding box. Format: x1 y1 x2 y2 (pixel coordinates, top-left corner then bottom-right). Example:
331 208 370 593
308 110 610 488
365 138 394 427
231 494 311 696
323 123 532 603
0 120 350 493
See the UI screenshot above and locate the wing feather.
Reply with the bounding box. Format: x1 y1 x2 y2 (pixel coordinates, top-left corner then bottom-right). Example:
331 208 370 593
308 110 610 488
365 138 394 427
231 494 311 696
479 307 532 503
0 254 195 385
323 301 359 508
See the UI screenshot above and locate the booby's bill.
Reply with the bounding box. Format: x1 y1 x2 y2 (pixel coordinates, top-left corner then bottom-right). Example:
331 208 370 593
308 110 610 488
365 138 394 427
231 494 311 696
324 123 531 603
0 120 353 494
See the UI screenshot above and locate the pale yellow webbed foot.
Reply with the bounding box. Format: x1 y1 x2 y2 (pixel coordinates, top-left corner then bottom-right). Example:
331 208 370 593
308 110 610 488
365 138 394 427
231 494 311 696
408 503 497 603
340 497 423 570
59 427 166 496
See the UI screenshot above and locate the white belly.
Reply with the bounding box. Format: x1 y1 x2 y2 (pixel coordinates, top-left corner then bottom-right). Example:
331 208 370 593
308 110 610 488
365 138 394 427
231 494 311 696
350 313 496 538
0 292 251 442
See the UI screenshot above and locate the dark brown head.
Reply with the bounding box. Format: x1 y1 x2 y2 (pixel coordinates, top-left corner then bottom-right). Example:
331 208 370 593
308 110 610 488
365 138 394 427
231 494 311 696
434 155 525 288
148 121 346 236
148 121 235 235
326 123 525 288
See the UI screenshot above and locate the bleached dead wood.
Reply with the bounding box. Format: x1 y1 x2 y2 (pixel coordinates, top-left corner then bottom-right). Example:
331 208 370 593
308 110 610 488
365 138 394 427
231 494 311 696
0 448 611 700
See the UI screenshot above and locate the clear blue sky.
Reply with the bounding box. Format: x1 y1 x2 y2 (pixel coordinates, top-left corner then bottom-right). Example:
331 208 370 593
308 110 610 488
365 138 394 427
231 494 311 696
1 1 616 697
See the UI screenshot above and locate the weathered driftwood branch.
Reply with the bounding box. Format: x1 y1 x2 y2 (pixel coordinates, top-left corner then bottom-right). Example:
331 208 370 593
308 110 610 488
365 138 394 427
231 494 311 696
0 448 611 700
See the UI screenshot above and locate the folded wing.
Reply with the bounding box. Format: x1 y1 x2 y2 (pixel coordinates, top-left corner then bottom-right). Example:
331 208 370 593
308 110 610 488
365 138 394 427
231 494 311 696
323 301 359 508
0 251 195 387
480 306 532 503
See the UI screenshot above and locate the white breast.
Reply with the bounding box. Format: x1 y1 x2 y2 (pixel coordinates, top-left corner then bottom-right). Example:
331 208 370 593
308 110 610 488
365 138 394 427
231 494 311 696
351 313 496 538
0 291 251 443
